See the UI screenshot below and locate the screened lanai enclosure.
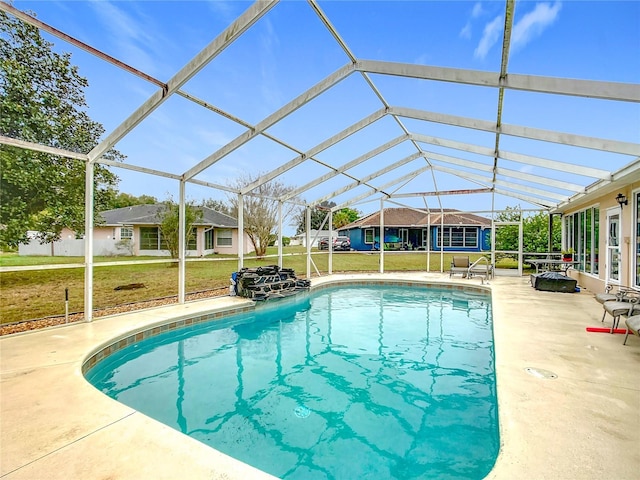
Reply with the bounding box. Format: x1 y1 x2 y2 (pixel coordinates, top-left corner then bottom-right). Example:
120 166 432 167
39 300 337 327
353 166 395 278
1 0 638 322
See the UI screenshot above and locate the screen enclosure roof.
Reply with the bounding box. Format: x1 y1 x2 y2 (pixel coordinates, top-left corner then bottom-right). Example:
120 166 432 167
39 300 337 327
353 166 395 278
1 0 639 217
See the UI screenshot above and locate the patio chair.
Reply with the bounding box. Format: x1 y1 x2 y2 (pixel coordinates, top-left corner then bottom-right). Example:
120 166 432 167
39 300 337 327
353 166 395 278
623 315 640 345
602 296 640 333
595 285 634 321
449 256 470 278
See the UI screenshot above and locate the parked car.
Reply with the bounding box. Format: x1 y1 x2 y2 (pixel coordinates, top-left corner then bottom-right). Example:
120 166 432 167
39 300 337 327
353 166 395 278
318 236 351 251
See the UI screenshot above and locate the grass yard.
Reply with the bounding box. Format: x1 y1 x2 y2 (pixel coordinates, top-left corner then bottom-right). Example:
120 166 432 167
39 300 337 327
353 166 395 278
0 248 515 324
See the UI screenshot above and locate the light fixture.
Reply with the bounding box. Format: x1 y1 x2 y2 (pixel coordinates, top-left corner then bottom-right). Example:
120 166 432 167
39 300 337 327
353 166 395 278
615 193 628 209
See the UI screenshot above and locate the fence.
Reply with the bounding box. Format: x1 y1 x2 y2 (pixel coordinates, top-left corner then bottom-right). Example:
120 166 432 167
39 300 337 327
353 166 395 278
18 238 133 257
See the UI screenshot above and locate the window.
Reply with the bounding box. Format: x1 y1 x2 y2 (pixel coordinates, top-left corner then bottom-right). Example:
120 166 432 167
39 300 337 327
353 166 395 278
204 228 214 250
464 228 477 247
139 227 160 250
216 229 233 247
437 227 477 248
563 206 599 275
187 230 197 250
140 226 192 251
120 226 133 241
450 227 464 246
364 228 374 244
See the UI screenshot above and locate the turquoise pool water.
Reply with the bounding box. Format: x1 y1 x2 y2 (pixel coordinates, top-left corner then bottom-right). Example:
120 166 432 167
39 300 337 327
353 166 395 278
87 284 499 479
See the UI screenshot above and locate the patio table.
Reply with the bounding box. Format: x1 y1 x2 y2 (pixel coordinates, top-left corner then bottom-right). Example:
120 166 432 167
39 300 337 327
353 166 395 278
527 259 580 276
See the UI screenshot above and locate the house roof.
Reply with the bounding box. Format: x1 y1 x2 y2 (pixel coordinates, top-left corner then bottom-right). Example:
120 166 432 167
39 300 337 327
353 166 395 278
98 204 237 228
340 208 491 229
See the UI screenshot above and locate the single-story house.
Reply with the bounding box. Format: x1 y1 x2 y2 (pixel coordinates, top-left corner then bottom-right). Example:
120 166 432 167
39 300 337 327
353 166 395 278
19 204 253 257
338 207 491 252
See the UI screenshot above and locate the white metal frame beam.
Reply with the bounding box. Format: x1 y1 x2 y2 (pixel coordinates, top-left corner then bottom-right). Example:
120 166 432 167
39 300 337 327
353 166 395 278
87 1 278 163
312 152 424 206
426 151 585 193
356 60 640 103
183 63 356 181
391 188 492 199
392 107 640 157
410 133 611 179
331 165 432 211
240 108 386 194
431 163 564 201
281 134 409 202
0 135 88 161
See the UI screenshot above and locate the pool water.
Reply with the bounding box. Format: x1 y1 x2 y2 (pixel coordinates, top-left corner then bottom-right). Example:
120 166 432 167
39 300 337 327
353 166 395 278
87 285 499 479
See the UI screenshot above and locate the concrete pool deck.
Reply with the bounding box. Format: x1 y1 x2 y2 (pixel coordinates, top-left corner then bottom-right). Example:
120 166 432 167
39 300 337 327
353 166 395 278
1 272 639 479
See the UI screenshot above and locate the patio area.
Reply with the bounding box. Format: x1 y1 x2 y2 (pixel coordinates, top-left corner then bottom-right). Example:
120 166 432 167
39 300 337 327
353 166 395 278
1 273 639 479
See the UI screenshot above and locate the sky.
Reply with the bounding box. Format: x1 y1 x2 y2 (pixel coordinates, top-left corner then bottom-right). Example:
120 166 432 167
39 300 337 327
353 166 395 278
6 0 640 229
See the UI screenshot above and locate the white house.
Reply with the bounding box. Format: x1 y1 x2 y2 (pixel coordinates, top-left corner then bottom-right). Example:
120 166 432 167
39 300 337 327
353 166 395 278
19 204 254 257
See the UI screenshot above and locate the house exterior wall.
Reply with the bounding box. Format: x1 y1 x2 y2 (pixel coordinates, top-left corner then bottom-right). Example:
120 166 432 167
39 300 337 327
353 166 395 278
18 227 131 256
221 228 254 255
561 180 640 294
429 226 490 252
341 226 490 252
19 225 253 257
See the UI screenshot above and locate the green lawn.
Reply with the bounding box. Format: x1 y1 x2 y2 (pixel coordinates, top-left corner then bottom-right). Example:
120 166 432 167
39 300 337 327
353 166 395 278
0 248 519 324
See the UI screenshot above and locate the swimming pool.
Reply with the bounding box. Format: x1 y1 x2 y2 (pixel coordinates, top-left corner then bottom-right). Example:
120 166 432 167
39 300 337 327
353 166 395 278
86 283 499 479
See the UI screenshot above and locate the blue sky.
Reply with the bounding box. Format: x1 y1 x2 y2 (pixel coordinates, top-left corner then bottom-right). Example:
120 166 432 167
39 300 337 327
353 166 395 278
8 0 640 226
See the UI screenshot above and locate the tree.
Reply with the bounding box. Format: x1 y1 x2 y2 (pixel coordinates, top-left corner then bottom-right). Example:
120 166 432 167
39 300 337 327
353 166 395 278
227 173 298 257
0 11 122 248
109 193 157 209
202 198 231 216
333 207 359 228
294 201 335 234
293 202 359 234
157 200 202 259
494 206 561 256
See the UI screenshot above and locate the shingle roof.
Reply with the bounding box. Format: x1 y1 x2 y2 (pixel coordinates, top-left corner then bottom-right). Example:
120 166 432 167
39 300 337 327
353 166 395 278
98 204 237 228
341 208 491 229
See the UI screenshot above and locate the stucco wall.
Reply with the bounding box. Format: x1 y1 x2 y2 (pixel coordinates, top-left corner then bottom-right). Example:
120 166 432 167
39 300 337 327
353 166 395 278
19 226 254 257
562 180 639 293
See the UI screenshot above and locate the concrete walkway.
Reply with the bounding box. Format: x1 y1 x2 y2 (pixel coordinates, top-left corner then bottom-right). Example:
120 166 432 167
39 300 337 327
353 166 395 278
1 273 639 479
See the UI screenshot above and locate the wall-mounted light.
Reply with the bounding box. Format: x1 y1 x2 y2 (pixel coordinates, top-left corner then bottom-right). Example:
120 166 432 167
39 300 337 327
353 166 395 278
615 193 628 209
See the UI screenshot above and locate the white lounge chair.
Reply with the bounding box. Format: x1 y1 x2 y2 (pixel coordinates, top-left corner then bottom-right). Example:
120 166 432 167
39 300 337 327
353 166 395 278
449 256 470 278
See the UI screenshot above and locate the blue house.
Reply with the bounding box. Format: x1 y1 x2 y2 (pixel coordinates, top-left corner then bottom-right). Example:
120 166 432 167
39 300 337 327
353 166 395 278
338 207 491 252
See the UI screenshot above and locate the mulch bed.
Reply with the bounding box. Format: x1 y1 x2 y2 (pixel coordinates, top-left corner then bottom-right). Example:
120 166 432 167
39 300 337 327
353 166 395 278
0 287 229 336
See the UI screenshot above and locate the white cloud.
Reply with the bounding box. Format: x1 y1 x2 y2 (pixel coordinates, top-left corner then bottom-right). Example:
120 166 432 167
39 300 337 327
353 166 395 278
472 2 484 18
460 3 484 39
512 2 562 52
205 0 236 23
460 22 472 39
474 15 503 60
259 19 283 109
89 0 160 74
